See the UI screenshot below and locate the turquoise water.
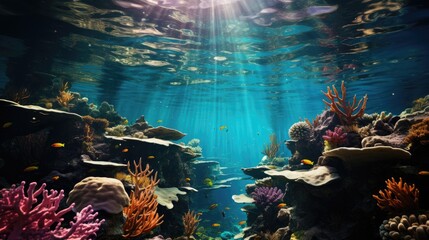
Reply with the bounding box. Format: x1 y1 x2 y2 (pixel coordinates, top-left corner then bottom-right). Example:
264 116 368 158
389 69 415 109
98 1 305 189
1 0 429 237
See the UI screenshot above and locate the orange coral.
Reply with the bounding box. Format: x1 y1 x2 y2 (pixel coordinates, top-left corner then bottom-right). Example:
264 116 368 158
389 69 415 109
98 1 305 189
372 177 419 214
322 81 368 125
57 82 74 108
122 160 163 238
404 117 429 147
182 210 200 238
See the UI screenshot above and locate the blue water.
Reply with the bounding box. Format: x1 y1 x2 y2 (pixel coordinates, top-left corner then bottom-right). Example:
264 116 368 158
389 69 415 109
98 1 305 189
1 0 429 236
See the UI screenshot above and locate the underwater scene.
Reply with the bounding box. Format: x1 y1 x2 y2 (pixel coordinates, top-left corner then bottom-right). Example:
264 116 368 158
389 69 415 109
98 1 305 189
0 0 429 239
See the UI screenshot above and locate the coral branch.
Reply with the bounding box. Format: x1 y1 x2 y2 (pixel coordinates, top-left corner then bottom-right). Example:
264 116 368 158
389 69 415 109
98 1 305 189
322 81 368 125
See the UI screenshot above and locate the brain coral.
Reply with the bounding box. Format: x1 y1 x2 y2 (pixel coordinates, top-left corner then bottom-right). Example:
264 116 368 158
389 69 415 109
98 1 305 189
67 177 130 214
288 121 312 141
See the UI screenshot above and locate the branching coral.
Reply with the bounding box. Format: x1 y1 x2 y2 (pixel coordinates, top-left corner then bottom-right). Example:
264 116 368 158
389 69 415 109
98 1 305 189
123 160 163 238
0 181 104 239
57 82 74 108
372 177 419 214
182 210 200 239
262 133 280 159
251 187 284 208
322 127 347 151
322 81 368 125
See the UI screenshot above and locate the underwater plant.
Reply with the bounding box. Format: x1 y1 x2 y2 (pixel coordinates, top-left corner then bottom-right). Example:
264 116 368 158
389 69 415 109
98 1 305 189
262 133 280 159
372 177 419 214
251 186 284 208
322 81 368 126
0 181 104 239
288 121 312 141
123 159 163 238
404 117 429 150
56 82 74 109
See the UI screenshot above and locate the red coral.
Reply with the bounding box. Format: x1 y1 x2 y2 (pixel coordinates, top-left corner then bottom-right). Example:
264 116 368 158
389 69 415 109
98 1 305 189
323 126 348 146
0 181 104 240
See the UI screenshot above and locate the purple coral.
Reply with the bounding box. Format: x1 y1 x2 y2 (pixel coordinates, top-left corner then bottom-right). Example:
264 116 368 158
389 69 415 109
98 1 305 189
0 181 104 240
251 187 284 208
322 126 347 146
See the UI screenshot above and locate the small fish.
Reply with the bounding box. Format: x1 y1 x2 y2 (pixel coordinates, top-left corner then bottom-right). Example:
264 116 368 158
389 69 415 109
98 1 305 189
157 119 163 123
224 207 230 210
301 159 314 165
23 166 39 172
185 177 191 182
122 148 129 153
219 125 228 131
212 223 221 227
277 203 287 208
51 143 65 148
197 212 203 216
147 155 156 159
203 178 213 187
52 175 60 181
221 211 225 218
208 203 218 210
2 122 13 128
418 171 429 176
238 220 246 225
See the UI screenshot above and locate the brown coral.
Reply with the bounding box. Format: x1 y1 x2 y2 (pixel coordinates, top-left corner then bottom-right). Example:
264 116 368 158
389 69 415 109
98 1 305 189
182 210 200 238
372 177 419 214
56 82 74 108
404 117 429 148
122 160 163 238
262 133 280 159
322 81 368 125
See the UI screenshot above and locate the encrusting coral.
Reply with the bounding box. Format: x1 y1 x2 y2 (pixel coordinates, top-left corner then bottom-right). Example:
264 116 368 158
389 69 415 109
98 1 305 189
379 213 429 240
123 159 163 238
322 80 368 125
372 177 419 214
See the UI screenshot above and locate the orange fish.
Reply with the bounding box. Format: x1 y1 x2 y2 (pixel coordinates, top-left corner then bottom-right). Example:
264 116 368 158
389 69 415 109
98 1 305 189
238 220 246 225
122 148 129 153
301 159 314 165
51 143 65 148
208 203 218 210
147 155 155 159
23 166 39 172
418 171 429 176
52 176 60 181
212 223 220 227
277 203 287 208
185 177 191 182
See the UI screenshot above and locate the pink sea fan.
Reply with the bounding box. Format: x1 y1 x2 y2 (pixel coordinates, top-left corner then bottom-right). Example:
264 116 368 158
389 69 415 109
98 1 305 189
322 126 347 146
0 181 104 240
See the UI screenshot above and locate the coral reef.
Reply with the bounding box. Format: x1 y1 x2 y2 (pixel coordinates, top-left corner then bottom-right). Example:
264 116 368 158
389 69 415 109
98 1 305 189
373 177 420 214
404 117 429 152
288 121 312 141
322 80 368 125
322 126 347 151
0 181 104 239
180 210 200 239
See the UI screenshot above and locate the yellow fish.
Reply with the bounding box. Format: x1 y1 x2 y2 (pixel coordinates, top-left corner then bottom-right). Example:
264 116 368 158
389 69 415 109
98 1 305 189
185 177 191 182
148 155 156 159
52 175 60 181
238 220 246 225
2 122 13 128
24 166 39 172
212 223 220 227
277 203 287 208
301 159 314 165
157 119 163 123
51 143 65 148
219 125 228 131
208 203 218 210
203 178 213 187
418 171 429 176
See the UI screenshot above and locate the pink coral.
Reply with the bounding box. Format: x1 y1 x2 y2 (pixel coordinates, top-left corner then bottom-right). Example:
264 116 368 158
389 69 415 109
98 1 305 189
0 181 104 240
323 127 347 146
